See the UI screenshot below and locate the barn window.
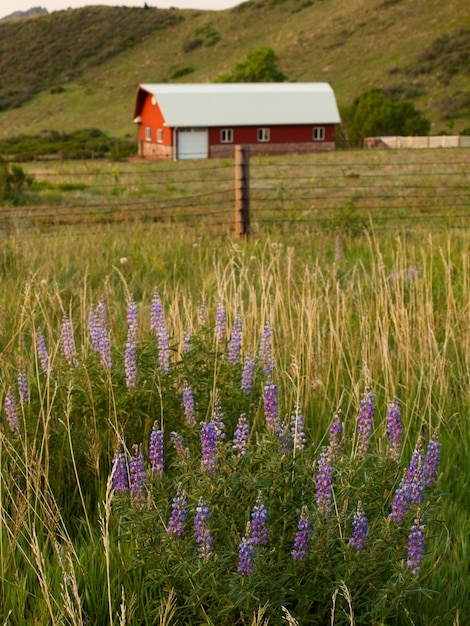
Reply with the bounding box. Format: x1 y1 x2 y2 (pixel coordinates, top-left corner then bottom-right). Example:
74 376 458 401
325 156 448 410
257 128 270 142
145 126 152 141
220 129 233 143
157 129 164 143
313 126 325 141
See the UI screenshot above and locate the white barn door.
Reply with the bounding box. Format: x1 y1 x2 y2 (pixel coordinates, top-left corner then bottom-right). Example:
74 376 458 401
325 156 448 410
177 128 208 160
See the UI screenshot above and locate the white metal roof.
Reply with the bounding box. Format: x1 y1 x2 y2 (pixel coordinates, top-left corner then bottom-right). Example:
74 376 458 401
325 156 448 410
136 83 341 127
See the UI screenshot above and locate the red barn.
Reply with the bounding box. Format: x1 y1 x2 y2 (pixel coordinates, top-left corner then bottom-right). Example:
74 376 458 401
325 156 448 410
133 83 341 160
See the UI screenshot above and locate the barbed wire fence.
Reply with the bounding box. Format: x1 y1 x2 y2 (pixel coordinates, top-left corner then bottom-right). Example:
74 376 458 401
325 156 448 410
2 145 470 236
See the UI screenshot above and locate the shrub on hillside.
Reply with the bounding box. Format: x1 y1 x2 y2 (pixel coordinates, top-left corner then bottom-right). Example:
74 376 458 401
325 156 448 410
215 46 287 83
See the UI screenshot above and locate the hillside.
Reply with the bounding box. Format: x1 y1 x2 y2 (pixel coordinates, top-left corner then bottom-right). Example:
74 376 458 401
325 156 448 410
0 0 469 140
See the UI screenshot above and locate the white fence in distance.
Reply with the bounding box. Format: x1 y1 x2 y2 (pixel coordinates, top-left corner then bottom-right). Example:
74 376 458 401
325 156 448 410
364 135 470 149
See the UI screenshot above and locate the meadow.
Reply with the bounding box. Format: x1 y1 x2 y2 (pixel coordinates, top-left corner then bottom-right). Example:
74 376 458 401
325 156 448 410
0 149 468 624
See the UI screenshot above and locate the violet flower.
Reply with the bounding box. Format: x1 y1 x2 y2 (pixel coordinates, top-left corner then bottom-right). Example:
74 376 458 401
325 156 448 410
232 413 250 457
212 390 226 443
36 328 51 374
241 354 255 395
386 397 403 461
290 404 307 452
200 421 218 475
61 314 78 368
251 491 268 546
129 444 146 507
112 448 129 494
194 497 213 560
407 512 425 576
237 523 255 577
4 387 19 435
168 484 187 537
228 309 243 365
263 382 281 435
292 506 312 561
214 299 226 341
388 471 411 523
356 387 375 456
89 301 111 370
183 327 192 353
170 431 188 459
315 447 333 517
17 367 29 404
125 297 138 389
182 382 196 426
149 423 164 474
258 321 274 375
422 431 441 488
150 289 170 373
328 411 343 460
348 502 368 551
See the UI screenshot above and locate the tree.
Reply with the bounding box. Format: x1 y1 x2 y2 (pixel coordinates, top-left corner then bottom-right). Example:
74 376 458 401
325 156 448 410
339 89 431 146
215 47 287 83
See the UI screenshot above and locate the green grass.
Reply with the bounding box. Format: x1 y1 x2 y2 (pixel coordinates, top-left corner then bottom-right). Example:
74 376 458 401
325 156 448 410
0 0 469 142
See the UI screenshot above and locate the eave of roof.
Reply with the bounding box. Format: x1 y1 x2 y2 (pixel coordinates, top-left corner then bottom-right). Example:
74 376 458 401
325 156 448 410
134 83 341 126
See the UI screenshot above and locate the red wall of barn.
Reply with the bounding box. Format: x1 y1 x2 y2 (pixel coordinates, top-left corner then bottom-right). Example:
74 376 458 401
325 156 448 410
138 94 173 145
208 125 335 144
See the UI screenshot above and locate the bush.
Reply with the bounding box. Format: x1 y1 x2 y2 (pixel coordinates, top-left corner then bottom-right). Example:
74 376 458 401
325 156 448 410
215 46 287 83
0 159 34 204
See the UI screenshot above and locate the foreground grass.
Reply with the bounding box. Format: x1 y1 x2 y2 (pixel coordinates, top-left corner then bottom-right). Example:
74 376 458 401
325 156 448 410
0 221 468 623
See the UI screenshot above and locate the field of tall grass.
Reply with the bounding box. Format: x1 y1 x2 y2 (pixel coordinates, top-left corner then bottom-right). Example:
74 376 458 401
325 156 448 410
0 183 468 623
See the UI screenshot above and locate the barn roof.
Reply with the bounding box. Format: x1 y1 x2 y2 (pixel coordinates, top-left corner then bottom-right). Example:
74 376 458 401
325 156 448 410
134 83 341 127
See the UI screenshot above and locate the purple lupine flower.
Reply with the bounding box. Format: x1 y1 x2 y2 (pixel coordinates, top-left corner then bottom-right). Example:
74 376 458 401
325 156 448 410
212 391 226 442
150 289 170 373
290 404 307 453
170 431 188 459
89 301 111 370
241 354 255 395
194 497 213 560
129 444 146 507
348 502 368 551
112 448 129 493
422 431 441 488
36 328 50 374
237 523 255 577
4 387 19 435
356 387 375 456
407 513 425 575
61 315 78 368
407 440 425 506
168 484 187 537
17 367 29 404
388 471 411 522
214 299 226 341
264 382 281 435
198 300 208 326
149 423 164 474
125 297 138 389
233 413 250 457
328 411 343 460
258 322 274 375
182 382 196 426
200 421 218 475
386 398 403 462
228 309 243 365
251 491 268 546
315 447 333 517
183 327 192 353
292 505 312 561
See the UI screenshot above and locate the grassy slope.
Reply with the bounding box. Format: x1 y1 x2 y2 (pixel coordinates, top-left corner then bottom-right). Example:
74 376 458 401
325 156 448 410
0 0 469 140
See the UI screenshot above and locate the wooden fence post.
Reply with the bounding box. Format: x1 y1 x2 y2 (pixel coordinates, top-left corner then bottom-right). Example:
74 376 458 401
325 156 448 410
235 145 250 238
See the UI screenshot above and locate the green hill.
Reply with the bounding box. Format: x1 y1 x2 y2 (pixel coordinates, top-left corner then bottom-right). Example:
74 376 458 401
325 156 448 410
0 0 469 141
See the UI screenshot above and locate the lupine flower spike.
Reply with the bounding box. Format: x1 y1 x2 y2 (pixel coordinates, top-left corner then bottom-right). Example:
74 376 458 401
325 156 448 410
61 314 78 368
315 447 333 517
292 506 312 561
422 431 441 488
328 411 343 461
4 387 19 435
194 497 213 560
228 308 243 365
348 501 368 551
200 421 218 475
214 299 226 341
212 390 226 442
149 423 164 474
251 491 268 546
264 382 281 435
182 382 196 426
112 448 129 494
356 387 375 456
125 297 138 389
290 404 307 453
386 397 403 462
129 444 146 507
232 413 250 457
150 289 170 373
259 321 274 375
170 431 188 459
36 328 51 374
241 354 255 395
17 366 29 404
89 301 111 370
168 484 187 538
238 522 255 577
407 511 425 575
